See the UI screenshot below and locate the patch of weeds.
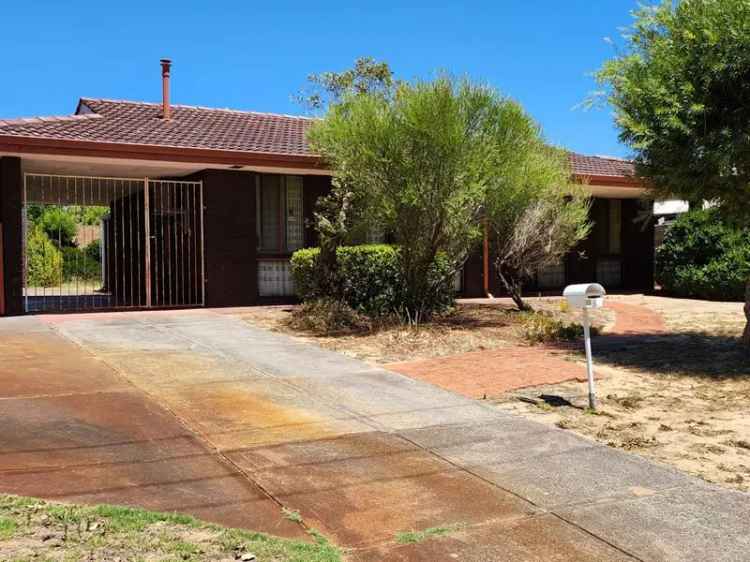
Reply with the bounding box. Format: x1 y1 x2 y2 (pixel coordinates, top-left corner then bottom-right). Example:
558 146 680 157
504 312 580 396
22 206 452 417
92 504 197 532
618 436 658 450
519 311 597 345
282 507 303 524
288 298 372 336
584 407 614 417
0 516 17 539
555 419 576 430
0 495 342 562
395 523 464 545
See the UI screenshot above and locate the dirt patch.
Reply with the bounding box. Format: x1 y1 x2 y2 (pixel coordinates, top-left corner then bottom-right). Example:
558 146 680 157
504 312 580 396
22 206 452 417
238 299 612 365
496 295 750 493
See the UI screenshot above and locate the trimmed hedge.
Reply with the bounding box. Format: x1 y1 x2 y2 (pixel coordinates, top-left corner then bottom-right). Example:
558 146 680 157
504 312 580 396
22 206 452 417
656 209 750 301
291 244 455 316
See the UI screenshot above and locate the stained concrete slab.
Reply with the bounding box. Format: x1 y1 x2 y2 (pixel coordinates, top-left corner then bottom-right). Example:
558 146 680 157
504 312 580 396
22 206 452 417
0 455 305 539
96 351 267 390
168 319 386 378
283 371 507 431
0 390 196 471
8 309 748 560
149 379 374 449
353 514 637 562
230 432 538 547
55 323 214 355
0 330 130 398
557 483 750 562
401 419 596 471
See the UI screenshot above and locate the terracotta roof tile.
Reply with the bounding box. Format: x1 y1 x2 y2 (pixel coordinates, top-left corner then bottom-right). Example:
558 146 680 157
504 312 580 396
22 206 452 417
0 98 315 157
568 152 635 179
0 98 636 179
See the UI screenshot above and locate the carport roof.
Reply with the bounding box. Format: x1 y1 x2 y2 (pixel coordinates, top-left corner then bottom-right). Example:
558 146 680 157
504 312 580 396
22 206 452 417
0 98 638 184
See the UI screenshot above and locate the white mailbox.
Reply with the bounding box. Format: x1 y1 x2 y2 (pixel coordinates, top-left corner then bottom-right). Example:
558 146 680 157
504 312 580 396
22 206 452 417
562 283 606 410
563 283 606 310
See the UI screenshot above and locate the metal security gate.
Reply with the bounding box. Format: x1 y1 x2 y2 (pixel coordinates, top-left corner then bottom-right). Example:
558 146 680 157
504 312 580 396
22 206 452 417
23 174 204 313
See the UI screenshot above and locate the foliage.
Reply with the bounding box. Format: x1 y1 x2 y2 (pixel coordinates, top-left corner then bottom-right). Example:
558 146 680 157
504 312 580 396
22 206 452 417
594 0 750 340
288 298 372 336
519 311 593 345
291 245 455 318
25 226 63 287
37 206 77 247
310 75 544 321
656 209 750 300
61 243 102 282
296 56 395 111
486 142 591 309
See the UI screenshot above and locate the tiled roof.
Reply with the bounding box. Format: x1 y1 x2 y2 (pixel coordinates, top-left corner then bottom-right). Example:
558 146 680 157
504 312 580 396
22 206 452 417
0 98 635 179
0 98 315 157
568 152 635 179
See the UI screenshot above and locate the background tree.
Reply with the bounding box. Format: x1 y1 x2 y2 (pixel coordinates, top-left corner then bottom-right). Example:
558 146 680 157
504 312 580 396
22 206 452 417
296 56 395 112
595 0 750 344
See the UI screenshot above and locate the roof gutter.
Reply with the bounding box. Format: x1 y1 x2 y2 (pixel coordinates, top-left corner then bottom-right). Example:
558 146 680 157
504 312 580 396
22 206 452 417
574 173 644 188
0 135 325 170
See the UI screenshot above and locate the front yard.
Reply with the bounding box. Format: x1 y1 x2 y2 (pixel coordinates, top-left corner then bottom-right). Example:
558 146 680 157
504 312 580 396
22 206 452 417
240 295 750 493
496 295 750 493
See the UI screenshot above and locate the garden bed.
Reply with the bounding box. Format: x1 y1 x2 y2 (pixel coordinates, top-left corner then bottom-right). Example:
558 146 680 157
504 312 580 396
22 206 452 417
238 298 613 364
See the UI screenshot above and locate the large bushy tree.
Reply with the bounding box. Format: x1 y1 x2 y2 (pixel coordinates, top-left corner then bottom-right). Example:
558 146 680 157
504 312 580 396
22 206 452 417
595 0 750 344
309 74 587 319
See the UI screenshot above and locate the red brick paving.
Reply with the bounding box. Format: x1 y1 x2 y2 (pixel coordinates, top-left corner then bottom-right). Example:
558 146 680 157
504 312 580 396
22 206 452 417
386 345 588 399
606 301 667 335
387 302 666 399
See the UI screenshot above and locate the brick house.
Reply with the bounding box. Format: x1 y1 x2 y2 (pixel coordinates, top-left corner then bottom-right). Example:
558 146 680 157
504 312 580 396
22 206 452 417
0 61 653 315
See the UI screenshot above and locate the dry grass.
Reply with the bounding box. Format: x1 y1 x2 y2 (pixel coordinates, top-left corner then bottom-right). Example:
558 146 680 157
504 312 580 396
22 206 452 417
238 299 609 365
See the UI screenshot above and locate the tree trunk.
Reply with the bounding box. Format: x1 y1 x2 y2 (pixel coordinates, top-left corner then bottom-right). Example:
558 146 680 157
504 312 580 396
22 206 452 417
743 277 750 347
497 268 531 311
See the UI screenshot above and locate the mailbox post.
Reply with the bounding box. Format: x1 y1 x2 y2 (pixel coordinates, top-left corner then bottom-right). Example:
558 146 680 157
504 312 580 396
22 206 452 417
563 283 606 410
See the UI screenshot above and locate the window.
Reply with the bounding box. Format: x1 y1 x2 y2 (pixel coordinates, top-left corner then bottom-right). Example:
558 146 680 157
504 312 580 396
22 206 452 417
256 175 304 253
594 199 622 255
537 261 566 288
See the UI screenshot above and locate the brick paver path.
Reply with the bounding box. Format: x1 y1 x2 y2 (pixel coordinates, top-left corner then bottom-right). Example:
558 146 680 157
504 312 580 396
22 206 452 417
606 300 667 335
387 301 666 399
386 345 587 399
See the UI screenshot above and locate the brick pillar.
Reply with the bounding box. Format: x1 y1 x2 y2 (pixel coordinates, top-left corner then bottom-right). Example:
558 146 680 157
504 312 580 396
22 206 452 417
0 157 23 315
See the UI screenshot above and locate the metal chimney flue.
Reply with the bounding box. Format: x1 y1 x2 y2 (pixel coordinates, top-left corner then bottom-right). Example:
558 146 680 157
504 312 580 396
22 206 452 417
160 58 172 120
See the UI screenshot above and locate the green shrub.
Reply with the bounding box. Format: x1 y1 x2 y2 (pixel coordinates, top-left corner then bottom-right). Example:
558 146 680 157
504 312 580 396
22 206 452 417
61 245 101 282
519 311 594 344
288 298 372 335
290 244 455 317
26 226 62 287
656 210 750 301
37 206 77 247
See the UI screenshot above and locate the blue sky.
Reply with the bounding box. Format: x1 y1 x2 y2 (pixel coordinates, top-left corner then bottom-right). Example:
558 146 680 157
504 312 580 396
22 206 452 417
2 1 641 157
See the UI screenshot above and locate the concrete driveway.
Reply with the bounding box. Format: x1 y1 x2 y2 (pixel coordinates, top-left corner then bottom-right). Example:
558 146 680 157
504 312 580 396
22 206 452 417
1 310 747 561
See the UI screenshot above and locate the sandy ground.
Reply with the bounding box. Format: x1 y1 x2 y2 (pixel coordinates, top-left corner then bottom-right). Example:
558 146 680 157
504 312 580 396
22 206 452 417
238 298 613 365
496 295 750 493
